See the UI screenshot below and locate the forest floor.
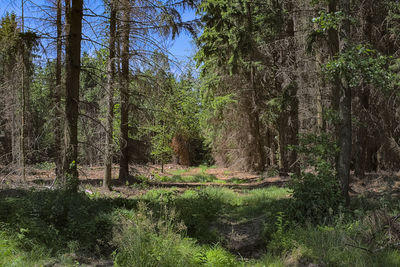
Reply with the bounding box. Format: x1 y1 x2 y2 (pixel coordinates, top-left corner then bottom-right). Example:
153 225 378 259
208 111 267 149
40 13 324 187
1 164 400 266
1 163 400 198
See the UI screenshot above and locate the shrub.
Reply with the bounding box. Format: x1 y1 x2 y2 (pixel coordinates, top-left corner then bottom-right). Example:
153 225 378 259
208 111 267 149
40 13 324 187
289 133 343 222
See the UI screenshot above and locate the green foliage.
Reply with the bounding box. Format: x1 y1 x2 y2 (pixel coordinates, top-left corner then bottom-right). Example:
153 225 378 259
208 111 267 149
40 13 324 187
30 65 55 163
196 0 282 73
156 173 220 183
312 11 346 33
113 203 203 267
386 1 400 37
267 212 293 253
3 182 399 266
289 133 343 222
324 44 394 90
0 227 51 266
0 13 39 61
137 55 204 165
0 190 114 257
150 122 173 166
267 220 400 267
199 91 236 147
200 246 238 267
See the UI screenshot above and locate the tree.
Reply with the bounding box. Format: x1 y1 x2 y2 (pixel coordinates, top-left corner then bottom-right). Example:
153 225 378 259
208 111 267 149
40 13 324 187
118 0 131 182
196 0 267 172
336 0 351 205
63 0 83 192
20 0 26 182
0 13 38 175
104 0 117 189
54 0 63 182
197 0 298 172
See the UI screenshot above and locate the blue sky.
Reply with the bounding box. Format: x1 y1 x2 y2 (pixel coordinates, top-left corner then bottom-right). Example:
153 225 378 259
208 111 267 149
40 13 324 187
168 8 198 61
0 0 198 65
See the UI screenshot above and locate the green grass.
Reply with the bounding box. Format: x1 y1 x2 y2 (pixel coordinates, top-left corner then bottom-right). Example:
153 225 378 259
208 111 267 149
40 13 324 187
265 223 400 267
156 173 220 183
1 185 400 266
226 177 248 184
169 169 189 176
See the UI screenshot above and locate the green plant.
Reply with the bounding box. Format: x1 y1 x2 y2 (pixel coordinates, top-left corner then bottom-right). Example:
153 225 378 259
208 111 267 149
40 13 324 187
156 173 219 183
113 203 202 267
200 246 238 267
170 169 189 176
267 212 294 253
289 133 343 222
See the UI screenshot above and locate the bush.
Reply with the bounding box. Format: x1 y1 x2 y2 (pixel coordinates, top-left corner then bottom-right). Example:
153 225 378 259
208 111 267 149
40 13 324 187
289 133 343 222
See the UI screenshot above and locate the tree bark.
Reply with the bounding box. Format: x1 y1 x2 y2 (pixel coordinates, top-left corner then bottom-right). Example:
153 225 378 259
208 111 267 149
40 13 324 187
63 0 83 192
354 85 369 178
337 0 351 205
118 0 130 181
20 0 26 182
54 0 63 183
104 0 117 189
246 2 265 172
286 0 299 176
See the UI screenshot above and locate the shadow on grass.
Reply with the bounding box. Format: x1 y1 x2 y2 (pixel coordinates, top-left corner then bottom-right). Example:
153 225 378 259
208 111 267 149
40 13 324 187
0 188 138 259
0 186 294 263
0 186 231 258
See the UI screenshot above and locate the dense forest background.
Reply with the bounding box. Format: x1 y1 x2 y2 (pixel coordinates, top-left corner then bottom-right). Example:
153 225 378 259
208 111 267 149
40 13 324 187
2 0 400 266
1 0 400 195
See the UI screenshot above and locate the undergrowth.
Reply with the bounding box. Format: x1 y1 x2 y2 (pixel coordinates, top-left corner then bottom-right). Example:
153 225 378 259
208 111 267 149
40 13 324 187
0 185 399 266
155 173 220 183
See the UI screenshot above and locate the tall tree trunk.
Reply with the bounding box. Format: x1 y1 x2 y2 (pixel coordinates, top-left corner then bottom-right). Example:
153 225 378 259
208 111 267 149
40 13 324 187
315 51 325 133
20 0 26 182
246 2 265 172
104 0 117 189
54 0 63 183
354 85 368 178
286 0 299 176
288 82 299 176
278 113 288 172
355 5 373 179
63 0 83 192
11 105 16 164
337 0 351 205
118 0 130 181
277 0 299 175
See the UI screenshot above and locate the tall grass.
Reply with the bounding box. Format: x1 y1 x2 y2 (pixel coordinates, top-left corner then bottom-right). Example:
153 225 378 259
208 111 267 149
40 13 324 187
113 203 242 267
1 185 400 266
